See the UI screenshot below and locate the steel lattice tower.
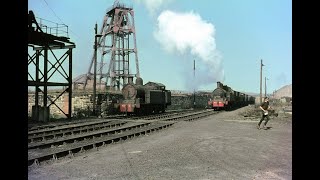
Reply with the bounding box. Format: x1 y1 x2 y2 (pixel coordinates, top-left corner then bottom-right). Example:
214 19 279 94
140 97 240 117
84 2 140 92
28 10 75 121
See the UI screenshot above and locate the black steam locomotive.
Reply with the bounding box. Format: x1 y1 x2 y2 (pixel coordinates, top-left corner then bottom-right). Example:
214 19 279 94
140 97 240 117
119 77 171 115
207 82 255 110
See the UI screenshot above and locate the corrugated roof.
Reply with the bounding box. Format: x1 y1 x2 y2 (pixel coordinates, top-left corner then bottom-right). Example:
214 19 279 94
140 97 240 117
73 74 105 84
145 81 165 87
72 74 89 83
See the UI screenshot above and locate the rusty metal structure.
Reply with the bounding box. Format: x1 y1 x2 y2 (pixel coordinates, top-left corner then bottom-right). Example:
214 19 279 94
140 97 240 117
28 10 75 121
83 1 140 93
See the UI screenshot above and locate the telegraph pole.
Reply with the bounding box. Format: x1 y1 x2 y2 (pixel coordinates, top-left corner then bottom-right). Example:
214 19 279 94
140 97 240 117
93 23 98 116
260 59 264 104
264 77 268 97
193 59 196 108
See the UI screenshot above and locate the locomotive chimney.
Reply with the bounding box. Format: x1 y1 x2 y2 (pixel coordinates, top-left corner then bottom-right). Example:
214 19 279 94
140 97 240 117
128 76 133 84
217 82 223 88
136 77 143 85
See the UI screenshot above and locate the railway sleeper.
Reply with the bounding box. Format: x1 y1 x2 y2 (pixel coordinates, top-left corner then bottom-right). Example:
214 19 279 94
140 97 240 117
28 122 174 166
28 122 149 149
28 120 115 138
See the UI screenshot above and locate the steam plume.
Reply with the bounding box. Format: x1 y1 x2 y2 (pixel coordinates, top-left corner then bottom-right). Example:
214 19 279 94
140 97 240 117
135 0 172 15
154 10 225 90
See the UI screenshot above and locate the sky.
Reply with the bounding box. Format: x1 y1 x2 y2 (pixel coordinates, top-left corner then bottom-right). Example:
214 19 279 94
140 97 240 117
28 0 292 94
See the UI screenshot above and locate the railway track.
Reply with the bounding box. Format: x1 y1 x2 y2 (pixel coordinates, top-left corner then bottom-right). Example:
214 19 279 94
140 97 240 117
28 109 193 131
28 120 126 143
28 109 217 166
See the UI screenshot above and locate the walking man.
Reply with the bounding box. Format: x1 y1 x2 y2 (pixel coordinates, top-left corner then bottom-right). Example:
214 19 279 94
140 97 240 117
257 97 271 130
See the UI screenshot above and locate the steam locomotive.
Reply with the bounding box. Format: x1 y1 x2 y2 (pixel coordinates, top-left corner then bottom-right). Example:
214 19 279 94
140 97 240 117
119 76 171 115
207 82 255 110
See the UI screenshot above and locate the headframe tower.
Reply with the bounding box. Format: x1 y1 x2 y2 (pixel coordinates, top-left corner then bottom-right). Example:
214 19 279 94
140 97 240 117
84 1 140 92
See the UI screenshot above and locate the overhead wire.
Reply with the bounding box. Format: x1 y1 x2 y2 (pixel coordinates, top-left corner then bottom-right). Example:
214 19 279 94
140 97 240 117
42 0 83 41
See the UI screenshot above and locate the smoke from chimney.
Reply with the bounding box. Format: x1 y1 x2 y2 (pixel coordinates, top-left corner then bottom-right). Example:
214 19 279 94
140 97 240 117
135 0 172 16
154 10 225 91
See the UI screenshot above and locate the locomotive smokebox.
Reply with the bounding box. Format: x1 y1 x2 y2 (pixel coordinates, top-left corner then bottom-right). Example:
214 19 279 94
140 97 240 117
136 77 143 85
128 76 134 84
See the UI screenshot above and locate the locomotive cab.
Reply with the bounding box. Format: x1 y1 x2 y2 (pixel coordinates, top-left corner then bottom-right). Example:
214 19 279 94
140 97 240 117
119 77 171 115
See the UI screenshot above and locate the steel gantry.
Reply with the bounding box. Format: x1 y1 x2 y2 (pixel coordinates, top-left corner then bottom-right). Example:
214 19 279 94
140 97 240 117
83 2 140 93
28 10 75 121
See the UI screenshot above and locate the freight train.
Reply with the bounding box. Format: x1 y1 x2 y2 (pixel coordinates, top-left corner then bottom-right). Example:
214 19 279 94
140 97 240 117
207 82 255 110
119 76 171 115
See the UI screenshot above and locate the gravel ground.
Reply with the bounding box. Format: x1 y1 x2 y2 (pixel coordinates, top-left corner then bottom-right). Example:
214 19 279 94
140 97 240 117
28 105 292 180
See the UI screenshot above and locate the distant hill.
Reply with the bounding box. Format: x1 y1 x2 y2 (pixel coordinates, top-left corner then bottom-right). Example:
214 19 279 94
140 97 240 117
273 84 292 99
241 84 292 99
243 84 292 99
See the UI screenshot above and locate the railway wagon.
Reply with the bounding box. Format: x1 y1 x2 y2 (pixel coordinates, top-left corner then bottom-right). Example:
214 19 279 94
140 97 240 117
207 82 255 110
119 77 171 115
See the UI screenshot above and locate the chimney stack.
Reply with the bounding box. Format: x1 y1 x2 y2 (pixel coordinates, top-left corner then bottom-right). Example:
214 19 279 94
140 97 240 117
128 76 133 84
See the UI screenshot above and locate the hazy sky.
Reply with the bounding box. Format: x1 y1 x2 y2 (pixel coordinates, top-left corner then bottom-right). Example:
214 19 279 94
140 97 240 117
28 0 292 94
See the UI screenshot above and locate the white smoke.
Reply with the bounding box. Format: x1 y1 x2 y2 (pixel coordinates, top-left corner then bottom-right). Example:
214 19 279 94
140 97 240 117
134 0 172 15
154 10 225 90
